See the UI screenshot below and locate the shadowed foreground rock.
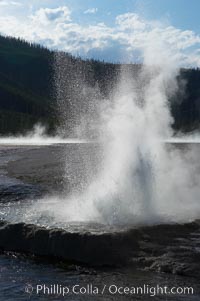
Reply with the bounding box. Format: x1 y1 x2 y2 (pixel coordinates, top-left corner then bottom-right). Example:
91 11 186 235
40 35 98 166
0 220 200 277
0 221 140 265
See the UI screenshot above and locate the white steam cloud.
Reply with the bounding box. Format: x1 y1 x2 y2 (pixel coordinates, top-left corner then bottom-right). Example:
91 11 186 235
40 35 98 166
0 124 87 145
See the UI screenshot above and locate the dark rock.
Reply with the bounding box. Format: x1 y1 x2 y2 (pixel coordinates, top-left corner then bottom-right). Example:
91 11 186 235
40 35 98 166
0 220 200 278
0 221 139 266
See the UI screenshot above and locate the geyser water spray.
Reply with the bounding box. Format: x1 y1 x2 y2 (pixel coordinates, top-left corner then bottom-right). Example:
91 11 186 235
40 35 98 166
4 17 200 228
65 60 179 224
46 31 200 226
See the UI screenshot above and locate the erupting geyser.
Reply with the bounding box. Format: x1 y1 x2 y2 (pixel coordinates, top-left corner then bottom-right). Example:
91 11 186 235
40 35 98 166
2 19 200 229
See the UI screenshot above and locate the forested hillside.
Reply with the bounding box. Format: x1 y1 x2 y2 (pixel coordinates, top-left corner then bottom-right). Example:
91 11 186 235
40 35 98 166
172 69 200 131
0 35 54 134
0 35 200 135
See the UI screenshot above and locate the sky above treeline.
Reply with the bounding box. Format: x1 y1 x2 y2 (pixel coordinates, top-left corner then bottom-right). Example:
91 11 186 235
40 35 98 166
0 0 200 66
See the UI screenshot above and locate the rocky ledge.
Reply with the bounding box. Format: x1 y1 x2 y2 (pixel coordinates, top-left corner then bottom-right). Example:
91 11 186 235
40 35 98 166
0 220 200 277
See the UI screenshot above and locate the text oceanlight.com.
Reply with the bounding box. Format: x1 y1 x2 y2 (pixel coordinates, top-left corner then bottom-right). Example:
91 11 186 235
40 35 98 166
25 283 194 297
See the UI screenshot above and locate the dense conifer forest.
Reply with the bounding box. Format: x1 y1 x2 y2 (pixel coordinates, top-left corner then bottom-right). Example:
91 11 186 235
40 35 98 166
0 35 200 135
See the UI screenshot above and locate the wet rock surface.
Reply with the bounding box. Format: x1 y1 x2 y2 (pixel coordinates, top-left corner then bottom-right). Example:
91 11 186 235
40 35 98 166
0 184 42 202
133 221 200 277
6 144 100 195
1 144 200 283
6 145 66 194
0 221 139 266
0 220 200 278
